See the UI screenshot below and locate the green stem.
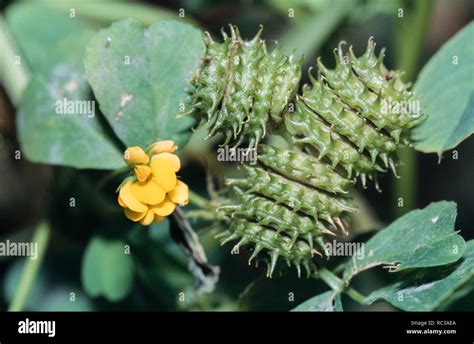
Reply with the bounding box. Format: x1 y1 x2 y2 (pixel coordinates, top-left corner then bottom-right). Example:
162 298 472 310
318 267 366 305
188 190 209 209
8 222 51 311
184 209 217 221
344 285 366 304
392 0 431 217
318 267 344 292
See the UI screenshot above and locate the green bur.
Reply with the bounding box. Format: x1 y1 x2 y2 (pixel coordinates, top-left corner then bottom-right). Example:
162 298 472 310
286 38 424 189
216 146 354 277
186 25 302 148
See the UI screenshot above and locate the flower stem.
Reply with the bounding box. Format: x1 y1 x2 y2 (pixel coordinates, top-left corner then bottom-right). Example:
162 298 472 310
8 222 51 311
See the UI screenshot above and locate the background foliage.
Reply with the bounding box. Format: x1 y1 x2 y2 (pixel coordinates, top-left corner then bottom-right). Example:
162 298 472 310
0 0 473 311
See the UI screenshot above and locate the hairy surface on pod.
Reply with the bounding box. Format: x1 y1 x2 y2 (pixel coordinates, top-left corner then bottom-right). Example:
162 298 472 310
285 38 423 188
186 25 302 148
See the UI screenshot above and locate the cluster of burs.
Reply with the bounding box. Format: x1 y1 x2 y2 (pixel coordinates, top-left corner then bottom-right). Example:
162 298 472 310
185 25 423 277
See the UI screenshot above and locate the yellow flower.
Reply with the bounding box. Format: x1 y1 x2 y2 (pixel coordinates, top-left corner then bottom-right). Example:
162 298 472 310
149 140 177 155
124 146 149 165
117 140 189 225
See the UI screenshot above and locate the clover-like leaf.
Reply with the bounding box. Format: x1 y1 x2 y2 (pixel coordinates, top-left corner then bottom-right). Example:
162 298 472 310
84 19 205 148
292 291 343 312
365 240 474 311
5 3 95 71
17 32 124 169
81 236 134 302
413 21 474 155
343 201 465 283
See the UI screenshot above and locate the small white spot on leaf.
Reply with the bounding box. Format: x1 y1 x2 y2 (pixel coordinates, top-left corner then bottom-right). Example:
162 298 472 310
120 93 133 107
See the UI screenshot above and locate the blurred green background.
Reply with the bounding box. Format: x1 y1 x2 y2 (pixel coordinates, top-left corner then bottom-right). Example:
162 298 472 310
0 0 473 311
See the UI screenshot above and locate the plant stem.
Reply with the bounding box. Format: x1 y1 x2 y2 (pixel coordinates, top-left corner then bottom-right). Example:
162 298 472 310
8 222 51 311
188 190 209 209
344 285 366 304
392 0 432 217
318 267 367 305
318 267 343 292
184 209 217 221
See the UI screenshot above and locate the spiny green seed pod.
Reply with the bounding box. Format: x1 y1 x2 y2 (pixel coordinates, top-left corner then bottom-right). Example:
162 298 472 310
316 39 423 142
226 165 356 223
185 25 302 148
285 38 423 188
215 217 315 277
300 77 398 167
257 144 352 194
285 101 385 186
219 187 332 251
215 145 354 277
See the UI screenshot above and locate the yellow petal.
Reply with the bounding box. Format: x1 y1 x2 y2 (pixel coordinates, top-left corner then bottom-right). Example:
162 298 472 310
130 180 165 205
117 195 126 208
169 180 189 205
124 146 149 165
150 156 177 192
124 208 146 222
140 209 154 226
119 180 148 212
134 165 152 182
151 196 176 216
154 153 180 172
150 140 177 154
154 214 164 224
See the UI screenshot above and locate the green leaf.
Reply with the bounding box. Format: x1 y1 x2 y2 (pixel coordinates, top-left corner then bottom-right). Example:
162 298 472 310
81 236 134 302
365 240 474 311
413 21 474 154
16 31 124 169
343 201 465 283
39 287 95 311
34 0 197 27
5 3 95 71
84 19 205 148
291 291 343 312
